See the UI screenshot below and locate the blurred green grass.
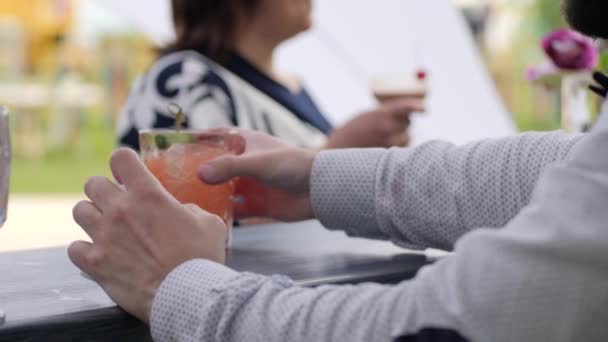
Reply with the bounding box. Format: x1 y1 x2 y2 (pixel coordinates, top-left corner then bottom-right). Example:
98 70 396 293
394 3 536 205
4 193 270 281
11 157 110 193
514 112 560 132
10 114 114 193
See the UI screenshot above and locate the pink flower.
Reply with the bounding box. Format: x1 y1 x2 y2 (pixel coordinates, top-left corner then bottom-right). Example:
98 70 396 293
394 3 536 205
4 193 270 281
542 29 598 71
525 61 558 82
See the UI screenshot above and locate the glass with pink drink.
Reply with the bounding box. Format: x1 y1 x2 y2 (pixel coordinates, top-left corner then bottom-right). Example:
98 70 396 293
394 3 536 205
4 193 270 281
139 129 239 244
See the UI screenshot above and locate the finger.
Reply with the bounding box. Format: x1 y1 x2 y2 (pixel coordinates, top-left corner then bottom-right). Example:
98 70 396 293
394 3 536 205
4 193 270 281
110 148 157 190
593 71 608 88
202 128 289 152
381 98 425 117
84 176 122 212
73 200 102 239
67 240 96 275
589 84 607 98
388 136 409 147
196 130 246 155
183 203 208 215
196 127 245 141
200 152 277 185
198 127 240 135
391 115 411 131
397 132 411 147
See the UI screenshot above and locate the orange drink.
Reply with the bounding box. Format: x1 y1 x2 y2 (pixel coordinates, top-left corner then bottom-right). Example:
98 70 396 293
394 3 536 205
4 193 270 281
139 130 237 237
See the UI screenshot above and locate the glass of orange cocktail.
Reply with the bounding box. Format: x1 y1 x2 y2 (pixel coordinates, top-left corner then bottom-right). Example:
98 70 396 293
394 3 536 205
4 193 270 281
139 129 238 243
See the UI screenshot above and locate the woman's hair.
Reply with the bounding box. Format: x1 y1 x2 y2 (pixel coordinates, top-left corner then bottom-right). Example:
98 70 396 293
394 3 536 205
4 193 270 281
170 0 260 60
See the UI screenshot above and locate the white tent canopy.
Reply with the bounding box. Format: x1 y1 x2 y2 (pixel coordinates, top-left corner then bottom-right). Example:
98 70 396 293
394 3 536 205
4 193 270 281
94 0 516 144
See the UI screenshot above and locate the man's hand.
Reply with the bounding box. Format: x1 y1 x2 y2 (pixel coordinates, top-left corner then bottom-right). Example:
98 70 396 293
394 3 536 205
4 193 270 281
198 129 317 221
68 148 228 323
325 98 424 149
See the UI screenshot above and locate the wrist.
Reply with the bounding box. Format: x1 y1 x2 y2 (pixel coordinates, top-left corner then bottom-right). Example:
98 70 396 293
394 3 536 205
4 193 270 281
139 274 165 324
289 149 317 221
303 148 318 192
324 129 348 150
285 148 317 194
150 260 240 339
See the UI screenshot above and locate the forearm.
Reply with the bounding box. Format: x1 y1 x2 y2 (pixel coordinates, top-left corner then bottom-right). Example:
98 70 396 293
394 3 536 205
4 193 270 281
408 121 608 341
311 132 582 250
151 260 415 342
151 127 607 342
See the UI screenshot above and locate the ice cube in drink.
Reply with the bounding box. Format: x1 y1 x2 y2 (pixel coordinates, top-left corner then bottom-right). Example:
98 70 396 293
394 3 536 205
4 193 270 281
139 130 237 228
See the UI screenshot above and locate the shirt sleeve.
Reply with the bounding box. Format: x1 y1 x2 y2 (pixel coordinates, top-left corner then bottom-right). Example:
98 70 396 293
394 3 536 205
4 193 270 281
311 131 582 250
150 124 608 342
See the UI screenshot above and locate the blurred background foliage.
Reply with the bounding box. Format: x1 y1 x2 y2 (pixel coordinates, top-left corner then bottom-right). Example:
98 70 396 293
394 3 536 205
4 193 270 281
531 0 566 33
0 0 602 193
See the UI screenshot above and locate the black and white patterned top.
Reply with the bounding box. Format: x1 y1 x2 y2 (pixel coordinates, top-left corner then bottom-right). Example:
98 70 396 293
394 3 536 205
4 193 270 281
117 50 332 151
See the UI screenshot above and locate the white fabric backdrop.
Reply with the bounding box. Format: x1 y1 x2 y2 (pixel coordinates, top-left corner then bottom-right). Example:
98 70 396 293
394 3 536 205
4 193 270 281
93 0 516 144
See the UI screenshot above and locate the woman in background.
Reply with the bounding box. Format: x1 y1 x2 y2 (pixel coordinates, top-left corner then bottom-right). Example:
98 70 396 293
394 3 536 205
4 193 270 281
118 0 422 150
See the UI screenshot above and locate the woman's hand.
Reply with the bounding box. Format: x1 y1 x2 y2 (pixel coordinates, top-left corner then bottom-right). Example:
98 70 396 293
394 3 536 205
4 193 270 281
324 98 425 149
69 148 228 323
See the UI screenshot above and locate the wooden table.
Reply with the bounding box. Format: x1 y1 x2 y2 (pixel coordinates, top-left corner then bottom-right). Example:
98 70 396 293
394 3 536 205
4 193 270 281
0 221 429 341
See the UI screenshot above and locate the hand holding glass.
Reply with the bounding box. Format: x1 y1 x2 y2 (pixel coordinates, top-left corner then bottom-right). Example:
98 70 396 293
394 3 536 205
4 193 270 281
139 129 238 242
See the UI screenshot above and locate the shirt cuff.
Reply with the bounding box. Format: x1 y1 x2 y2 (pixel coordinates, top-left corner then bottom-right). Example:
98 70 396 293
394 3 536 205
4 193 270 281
150 259 239 341
311 148 388 239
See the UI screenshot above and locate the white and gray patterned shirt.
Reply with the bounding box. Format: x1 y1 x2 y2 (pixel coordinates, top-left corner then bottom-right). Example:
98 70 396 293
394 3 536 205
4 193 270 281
149 127 608 342
117 51 328 151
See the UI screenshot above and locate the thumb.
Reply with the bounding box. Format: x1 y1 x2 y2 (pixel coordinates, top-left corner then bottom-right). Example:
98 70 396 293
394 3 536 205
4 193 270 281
381 98 425 116
199 153 274 185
